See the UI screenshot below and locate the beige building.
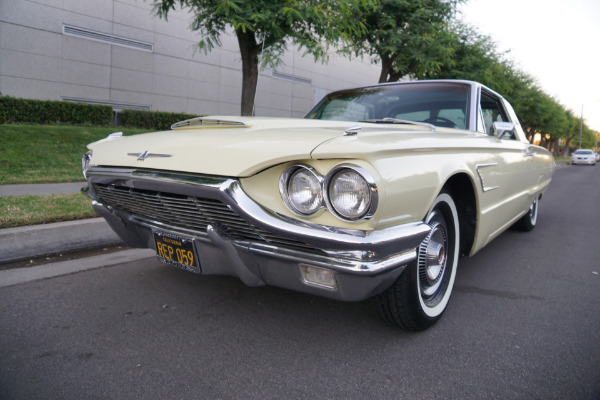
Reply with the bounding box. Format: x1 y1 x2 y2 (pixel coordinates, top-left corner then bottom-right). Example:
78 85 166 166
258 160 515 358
0 0 381 118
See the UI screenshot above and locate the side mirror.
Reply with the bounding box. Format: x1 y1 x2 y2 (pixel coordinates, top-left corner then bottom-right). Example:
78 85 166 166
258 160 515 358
493 121 515 139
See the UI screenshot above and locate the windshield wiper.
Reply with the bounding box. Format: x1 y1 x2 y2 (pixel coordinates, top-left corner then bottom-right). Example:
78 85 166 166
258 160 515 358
358 118 436 131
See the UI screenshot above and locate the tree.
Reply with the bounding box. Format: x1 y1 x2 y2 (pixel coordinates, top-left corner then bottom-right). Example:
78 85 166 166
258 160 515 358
425 23 577 153
424 23 511 86
152 0 369 116
345 0 461 83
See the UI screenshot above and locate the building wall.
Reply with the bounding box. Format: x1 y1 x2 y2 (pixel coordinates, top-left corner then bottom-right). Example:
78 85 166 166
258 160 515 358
0 0 381 118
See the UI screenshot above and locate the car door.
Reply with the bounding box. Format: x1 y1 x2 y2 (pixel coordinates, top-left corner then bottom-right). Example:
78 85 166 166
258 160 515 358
474 89 538 244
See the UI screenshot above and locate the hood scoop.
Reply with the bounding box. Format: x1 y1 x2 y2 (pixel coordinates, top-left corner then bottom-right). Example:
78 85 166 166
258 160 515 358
171 117 248 130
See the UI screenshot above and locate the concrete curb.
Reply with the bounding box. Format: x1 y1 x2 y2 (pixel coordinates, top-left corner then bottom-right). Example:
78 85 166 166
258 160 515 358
0 248 155 288
0 218 123 264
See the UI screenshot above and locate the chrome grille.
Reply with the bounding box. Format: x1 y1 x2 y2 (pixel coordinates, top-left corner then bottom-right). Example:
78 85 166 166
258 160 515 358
93 183 321 253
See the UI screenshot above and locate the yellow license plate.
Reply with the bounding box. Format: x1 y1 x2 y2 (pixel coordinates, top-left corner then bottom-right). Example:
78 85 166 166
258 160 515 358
153 231 200 273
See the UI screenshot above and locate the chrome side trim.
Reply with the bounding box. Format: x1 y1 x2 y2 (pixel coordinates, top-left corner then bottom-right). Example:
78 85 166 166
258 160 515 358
475 163 500 192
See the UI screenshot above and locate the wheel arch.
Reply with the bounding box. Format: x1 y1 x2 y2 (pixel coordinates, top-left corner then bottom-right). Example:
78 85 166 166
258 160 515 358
440 173 477 257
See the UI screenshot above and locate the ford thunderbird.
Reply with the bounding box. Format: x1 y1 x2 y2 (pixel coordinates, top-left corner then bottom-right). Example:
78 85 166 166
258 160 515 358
82 80 554 330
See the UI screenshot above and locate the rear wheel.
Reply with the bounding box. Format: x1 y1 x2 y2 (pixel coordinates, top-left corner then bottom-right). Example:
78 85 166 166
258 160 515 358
513 196 539 232
375 192 460 331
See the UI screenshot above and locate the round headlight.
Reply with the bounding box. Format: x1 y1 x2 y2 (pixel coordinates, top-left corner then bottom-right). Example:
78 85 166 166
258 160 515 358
283 167 323 216
327 169 373 220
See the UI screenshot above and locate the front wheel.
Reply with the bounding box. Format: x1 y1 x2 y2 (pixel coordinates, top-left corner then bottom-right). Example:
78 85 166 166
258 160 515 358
375 192 460 331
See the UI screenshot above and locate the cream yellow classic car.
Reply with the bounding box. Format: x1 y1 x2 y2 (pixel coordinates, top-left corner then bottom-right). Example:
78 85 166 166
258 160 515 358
82 80 554 330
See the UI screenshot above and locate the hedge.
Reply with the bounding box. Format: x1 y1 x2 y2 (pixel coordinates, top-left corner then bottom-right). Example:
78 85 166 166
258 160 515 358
0 96 113 126
0 96 201 130
120 109 199 131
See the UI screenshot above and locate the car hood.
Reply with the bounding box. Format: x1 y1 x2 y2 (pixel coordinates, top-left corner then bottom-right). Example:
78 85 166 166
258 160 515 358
87 116 449 177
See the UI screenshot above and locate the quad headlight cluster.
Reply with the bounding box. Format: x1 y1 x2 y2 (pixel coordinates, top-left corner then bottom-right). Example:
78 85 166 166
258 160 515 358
279 164 378 221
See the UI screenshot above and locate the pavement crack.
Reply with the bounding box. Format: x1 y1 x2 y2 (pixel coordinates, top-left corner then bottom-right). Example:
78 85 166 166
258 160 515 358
455 284 545 301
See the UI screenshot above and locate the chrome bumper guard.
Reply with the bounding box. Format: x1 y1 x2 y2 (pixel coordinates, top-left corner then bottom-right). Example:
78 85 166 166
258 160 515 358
87 167 430 301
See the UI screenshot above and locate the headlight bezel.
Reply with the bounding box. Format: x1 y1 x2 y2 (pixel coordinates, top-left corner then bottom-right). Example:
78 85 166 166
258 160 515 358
324 165 378 221
278 164 325 217
279 163 378 222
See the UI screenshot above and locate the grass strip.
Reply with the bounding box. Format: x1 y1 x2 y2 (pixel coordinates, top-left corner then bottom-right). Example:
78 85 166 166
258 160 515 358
553 156 570 164
0 124 149 184
0 193 96 229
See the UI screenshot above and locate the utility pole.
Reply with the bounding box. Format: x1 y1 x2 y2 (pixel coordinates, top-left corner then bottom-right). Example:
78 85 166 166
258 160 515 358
579 104 583 149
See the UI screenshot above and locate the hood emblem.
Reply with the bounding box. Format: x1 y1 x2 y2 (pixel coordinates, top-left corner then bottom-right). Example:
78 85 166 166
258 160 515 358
128 151 173 161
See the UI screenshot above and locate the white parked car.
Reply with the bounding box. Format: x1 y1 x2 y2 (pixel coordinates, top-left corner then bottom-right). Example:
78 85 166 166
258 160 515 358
571 149 596 165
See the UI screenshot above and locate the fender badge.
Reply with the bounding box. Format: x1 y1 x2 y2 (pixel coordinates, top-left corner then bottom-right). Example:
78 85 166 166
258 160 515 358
128 151 173 161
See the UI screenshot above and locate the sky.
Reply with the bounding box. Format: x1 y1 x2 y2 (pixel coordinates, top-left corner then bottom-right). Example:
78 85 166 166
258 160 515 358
458 0 600 132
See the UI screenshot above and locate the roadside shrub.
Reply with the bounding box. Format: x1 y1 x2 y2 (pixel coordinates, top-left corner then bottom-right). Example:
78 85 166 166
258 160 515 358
121 109 199 131
0 96 113 126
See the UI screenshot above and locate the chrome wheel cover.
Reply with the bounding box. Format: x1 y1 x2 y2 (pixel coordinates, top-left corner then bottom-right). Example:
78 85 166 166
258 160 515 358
418 210 449 305
529 197 538 225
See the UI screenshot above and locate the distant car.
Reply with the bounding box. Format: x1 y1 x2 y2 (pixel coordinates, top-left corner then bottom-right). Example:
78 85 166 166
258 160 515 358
571 149 596 165
82 80 554 331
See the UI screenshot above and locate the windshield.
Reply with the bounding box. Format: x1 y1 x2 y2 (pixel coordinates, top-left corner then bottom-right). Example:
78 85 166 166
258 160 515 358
574 150 593 155
305 82 470 130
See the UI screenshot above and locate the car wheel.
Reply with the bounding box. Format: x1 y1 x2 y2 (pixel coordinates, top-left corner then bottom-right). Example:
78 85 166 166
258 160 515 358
513 195 539 232
375 191 459 331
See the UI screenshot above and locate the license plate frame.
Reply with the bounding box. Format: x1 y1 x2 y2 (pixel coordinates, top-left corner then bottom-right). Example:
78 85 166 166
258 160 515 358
153 231 201 273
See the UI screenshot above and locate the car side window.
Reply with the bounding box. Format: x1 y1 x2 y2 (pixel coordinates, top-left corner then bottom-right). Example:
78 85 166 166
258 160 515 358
480 91 510 137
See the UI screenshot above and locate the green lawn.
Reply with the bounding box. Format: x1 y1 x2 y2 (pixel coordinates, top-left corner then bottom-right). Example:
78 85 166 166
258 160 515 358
0 192 97 228
0 124 149 184
553 156 570 164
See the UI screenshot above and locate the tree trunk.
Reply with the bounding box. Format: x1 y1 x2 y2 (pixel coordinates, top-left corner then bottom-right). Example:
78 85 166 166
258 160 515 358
379 57 393 83
236 30 260 116
564 135 575 156
549 138 559 155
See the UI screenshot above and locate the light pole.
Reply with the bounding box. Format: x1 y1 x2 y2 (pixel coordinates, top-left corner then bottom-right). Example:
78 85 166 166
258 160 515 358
579 104 583 149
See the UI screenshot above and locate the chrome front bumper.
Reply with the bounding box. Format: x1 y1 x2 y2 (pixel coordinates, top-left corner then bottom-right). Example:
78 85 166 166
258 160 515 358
87 167 430 301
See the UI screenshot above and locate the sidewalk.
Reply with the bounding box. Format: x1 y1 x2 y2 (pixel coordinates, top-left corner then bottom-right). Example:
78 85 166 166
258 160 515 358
0 182 87 197
0 183 123 264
